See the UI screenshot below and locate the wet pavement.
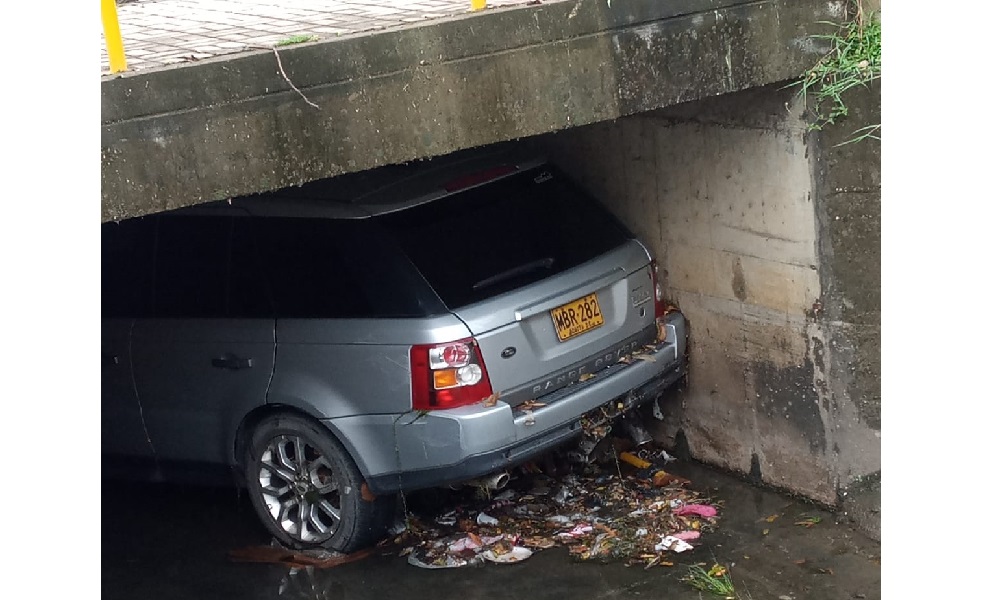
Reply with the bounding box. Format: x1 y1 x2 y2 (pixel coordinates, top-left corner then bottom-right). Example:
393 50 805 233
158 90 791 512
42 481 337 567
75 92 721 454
102 459 880 600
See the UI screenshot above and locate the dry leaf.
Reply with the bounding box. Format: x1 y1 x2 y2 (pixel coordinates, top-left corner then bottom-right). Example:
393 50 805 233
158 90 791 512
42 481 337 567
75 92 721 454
762 528 770 535
360 482 377 502
633 354 656 362
765 514 779 523
578 372 596 382
521 400 547 409
483 392 500 407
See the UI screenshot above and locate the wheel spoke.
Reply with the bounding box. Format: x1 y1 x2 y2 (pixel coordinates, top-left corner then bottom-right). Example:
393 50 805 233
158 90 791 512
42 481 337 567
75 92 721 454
260 458 296 485
293 436 307 469
316 498 341 525
297 499 310 537
278 498 300 535
275 436 299 471
260 480 292 499
302 500 338 538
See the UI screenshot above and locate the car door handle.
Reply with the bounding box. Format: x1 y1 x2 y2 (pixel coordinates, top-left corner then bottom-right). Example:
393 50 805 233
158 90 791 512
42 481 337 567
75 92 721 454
212 355 253 370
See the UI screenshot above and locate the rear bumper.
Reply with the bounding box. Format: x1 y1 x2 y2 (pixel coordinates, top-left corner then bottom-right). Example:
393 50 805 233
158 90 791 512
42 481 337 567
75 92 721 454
354 311 687 495
366 355 685 494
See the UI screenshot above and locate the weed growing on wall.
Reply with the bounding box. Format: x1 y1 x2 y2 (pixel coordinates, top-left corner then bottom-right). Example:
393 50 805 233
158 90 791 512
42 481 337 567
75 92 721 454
794 3 881 143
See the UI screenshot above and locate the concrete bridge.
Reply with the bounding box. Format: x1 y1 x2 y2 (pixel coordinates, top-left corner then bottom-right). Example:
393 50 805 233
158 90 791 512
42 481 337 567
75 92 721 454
103 0 844 221
101 0 881 537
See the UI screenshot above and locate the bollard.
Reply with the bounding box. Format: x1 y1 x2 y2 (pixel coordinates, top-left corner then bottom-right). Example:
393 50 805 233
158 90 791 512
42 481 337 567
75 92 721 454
102 0 128 73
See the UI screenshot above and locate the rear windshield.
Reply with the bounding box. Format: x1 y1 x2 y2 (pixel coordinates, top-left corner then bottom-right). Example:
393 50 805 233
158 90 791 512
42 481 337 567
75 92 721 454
376 166 632 309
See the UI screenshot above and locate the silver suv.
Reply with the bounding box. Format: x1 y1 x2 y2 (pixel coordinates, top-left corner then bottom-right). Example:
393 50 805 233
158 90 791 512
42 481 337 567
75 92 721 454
101 151 687 553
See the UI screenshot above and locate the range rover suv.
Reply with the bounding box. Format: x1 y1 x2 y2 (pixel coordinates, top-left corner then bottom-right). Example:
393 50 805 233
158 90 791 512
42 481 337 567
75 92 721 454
101 150 688 553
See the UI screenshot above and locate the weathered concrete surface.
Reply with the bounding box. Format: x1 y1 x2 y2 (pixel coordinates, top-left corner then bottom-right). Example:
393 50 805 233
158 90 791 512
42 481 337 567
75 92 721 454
102 0 842 221
809 79 881 539
535 80 879 537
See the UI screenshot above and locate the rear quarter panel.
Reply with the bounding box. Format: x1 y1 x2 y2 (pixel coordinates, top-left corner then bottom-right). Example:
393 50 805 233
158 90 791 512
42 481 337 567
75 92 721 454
265 314 472 419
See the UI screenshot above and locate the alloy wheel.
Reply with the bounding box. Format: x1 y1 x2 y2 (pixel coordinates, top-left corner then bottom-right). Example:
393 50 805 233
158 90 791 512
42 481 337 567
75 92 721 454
257 434 342 543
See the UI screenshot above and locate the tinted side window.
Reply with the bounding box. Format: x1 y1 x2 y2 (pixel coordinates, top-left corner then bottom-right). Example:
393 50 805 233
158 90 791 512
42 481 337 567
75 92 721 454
153 216 231 318
229 218 275 319
252 218 373 318
251 217 444 319
102 216 156 318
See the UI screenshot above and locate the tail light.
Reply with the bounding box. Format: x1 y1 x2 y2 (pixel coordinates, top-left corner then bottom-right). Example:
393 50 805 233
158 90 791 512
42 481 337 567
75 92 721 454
650 259 667 318
410 338 493 410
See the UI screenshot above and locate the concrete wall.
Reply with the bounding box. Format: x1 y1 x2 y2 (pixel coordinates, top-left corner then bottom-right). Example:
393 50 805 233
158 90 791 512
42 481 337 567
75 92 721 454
535 82 880 534
102 0 845 222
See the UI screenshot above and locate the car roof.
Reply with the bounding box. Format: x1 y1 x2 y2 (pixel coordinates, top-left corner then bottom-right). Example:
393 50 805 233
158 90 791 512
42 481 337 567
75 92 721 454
175 145 547 219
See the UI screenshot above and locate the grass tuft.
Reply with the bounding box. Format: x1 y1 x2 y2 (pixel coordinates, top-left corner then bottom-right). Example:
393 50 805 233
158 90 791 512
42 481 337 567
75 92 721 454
792 3 880 138
683 563 739 599
275 34 319 47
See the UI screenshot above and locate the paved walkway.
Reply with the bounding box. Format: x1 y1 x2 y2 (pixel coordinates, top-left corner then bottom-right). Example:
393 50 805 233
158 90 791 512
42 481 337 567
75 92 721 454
101 0 550 75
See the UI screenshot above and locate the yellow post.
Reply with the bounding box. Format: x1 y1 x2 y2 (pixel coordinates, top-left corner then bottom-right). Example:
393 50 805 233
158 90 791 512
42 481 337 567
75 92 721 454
102 0 128 73
471 0 486 11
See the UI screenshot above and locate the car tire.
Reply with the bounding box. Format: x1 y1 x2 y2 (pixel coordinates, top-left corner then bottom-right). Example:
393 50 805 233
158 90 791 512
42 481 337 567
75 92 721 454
244 414 393 553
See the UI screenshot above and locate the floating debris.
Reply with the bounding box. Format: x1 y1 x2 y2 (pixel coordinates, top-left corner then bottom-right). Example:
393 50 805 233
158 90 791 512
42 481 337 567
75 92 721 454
390 408 722 568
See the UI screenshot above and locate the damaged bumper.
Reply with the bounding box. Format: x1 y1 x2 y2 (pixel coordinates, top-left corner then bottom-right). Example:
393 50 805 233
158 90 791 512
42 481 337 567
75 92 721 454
345 312 687 496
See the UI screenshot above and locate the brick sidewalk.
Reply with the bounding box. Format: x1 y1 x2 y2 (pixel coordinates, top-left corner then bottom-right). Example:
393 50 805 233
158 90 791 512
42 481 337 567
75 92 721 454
101 0 551 75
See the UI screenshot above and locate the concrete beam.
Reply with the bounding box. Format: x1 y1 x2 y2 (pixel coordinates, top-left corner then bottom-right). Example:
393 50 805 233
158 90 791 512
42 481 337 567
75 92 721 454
102 0 837 221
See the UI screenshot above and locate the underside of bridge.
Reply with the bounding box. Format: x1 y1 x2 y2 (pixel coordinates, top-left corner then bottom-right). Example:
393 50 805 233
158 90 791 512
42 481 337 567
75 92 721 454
101 0 881 537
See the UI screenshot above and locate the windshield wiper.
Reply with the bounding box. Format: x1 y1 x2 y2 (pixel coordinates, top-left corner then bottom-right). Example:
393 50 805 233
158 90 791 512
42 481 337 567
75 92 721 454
472 257 555 291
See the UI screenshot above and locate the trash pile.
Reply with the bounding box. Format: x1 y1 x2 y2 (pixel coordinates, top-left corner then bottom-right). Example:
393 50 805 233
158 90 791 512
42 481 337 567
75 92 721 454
390 418 721 569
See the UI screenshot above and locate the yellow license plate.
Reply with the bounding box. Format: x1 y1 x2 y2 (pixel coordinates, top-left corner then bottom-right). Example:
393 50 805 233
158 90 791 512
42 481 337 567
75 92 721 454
550 293 604 342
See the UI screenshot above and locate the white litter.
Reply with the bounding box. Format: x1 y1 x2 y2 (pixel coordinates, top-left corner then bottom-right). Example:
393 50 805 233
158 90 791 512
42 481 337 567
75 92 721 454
655 536 694 553
482 546 533 564
476 512 499 526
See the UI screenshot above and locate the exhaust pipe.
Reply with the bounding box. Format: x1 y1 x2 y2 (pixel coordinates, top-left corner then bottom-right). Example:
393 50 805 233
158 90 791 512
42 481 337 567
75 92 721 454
462 471 510 491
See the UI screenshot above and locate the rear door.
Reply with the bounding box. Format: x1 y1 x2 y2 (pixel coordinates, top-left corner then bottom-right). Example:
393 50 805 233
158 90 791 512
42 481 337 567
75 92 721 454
130 215 275 466
377 166 658 404
101 217 156 458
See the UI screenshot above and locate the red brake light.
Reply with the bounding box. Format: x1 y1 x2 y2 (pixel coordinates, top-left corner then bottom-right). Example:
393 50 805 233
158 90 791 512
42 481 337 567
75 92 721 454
443 165 517 193
429 343 470 369
411 338 493 410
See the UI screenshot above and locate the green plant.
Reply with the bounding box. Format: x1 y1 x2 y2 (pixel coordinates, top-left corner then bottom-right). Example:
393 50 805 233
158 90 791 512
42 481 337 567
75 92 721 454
275 34 318 47
683 563 739 599
793 3 880 141
794 515 823 527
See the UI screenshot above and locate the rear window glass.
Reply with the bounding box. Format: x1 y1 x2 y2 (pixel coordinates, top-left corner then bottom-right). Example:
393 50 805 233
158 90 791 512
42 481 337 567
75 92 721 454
376 166 631 309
